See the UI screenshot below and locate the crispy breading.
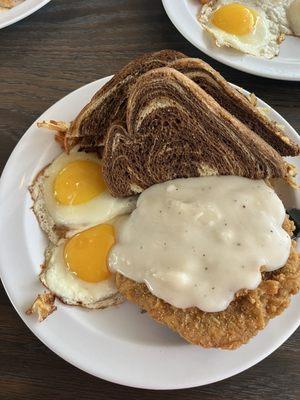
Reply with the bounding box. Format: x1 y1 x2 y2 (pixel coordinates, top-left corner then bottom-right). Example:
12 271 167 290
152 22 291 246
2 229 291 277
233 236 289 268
116 218 300 349
26 292 57 322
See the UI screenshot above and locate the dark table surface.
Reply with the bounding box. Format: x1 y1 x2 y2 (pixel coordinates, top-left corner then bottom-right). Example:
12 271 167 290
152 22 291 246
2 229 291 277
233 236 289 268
1 1 300 399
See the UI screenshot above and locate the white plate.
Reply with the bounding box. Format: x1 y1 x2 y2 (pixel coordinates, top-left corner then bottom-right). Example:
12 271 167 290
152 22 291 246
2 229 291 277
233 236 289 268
0 76 300 390
162 0 300 81
0 0 51 29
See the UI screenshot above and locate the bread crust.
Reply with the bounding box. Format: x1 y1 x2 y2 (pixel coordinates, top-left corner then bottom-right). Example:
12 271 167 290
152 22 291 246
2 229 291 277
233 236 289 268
170 58 300 157
63 52 299 159
64 50 186 152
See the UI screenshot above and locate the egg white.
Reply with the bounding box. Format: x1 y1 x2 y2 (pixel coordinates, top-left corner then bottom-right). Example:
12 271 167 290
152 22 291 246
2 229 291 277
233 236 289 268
199 0 284 58
31 147 136 243
250 0 300 37
40 240 123 308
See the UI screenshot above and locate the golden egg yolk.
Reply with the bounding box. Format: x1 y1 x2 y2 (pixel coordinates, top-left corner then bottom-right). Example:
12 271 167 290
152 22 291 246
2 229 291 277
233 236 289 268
64 224 115 283
54 160 106 205
211 3 256 36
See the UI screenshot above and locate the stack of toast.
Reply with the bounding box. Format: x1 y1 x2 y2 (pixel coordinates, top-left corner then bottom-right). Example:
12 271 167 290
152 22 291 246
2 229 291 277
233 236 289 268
62 50 299 198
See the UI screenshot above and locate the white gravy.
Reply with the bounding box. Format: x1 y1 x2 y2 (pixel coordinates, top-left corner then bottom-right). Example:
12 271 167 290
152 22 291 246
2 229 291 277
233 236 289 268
109 176 291 312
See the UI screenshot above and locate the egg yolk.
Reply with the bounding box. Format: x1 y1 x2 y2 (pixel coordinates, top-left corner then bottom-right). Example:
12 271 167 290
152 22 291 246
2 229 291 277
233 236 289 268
64 224 115 283
54 160 106 205
211 3 257 36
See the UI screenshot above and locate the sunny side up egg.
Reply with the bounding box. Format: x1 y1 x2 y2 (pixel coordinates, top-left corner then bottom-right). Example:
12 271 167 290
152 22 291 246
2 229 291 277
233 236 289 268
30 148 137 308
30 147 136 244
199 0 283 58
40 223 124 308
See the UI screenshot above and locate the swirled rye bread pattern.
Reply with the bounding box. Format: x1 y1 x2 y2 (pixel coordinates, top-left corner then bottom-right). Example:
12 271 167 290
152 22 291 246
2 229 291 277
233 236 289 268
64 50 186 152
65 51 299 159
170 58 299 157
102 68 289 197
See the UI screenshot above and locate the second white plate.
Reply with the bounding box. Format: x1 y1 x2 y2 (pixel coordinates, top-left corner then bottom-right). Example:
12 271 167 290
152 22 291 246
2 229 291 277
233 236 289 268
162 0 300 80
0 0 51 29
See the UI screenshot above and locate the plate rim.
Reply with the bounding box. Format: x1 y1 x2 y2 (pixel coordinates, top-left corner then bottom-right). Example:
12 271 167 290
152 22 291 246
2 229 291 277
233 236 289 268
0 76 300 390
0 0 51 29
162 0 300 81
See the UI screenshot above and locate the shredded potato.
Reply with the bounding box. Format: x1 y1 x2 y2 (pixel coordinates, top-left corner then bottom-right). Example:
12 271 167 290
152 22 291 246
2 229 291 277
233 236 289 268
26 292 57 322
37 120 69 133
37 120 70 150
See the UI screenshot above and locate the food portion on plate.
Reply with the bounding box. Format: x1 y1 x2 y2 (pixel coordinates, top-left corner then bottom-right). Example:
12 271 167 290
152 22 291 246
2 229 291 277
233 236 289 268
0 0 23 12
27 50 300 349
197 0 300 58
30 148 136 244
29 147 135 309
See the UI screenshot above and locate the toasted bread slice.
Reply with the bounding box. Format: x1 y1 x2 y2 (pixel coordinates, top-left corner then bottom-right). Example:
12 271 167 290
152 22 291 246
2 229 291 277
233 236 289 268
64 50 186 152
170 58 299 157
102 68 288 197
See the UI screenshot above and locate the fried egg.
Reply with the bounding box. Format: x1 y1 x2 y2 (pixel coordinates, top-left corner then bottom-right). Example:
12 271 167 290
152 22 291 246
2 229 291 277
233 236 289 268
40 223 123 308
199 0 285 58
30 148 136 243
